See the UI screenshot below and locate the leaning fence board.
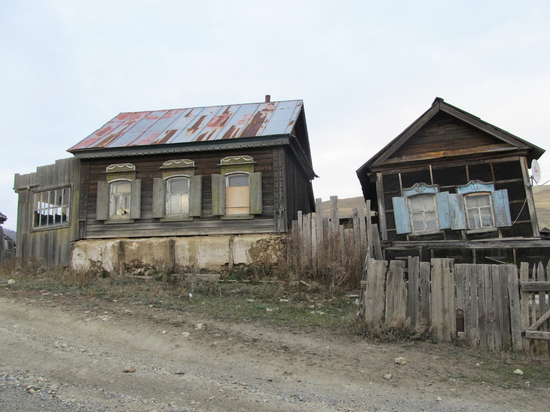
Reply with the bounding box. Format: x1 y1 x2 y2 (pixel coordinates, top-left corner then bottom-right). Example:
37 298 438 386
430 259 455 342
491 266 503 351
537 262 549 355
385 260 407 325
507 265 523 351
364 258 387 326
420 262 431 323
407 256 419 328
520 262 531 352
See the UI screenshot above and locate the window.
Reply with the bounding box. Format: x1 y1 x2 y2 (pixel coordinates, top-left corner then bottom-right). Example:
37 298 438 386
33 187 70 228
212 155 262 219
152 160 202 220
226 173 250 215
97 164 141 222
166 177 190 215
408 195 438 233
110 180 132 218
464 193 494 229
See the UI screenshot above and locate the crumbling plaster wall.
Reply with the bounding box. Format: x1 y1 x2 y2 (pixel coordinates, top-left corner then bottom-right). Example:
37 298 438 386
72 234 285 274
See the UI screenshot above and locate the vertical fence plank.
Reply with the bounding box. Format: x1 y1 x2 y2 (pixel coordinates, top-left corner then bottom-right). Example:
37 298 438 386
315 198 323 249
468 265 480 348
408 256 419 329
358 206 367 264
431 259 444 342
420 262 431 323
491 265 503 351
537 262 548 355
364 258 387 327
500 265 511 351
519 262 531 353
330 196 338 237
365 200 373 259
507 265 523 352
442 259 456 342
385 260 407 325
484 266 495 351
477 266 487 351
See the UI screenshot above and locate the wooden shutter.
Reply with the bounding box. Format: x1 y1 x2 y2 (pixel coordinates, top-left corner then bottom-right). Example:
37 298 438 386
392 197 412 234
211 174 225 216
189 175 202 217
152 178 166 218
96 181 109 221
449 193 466 230
249 172 262 215
492 189 512 227
130 179 141 220
436 192 451 229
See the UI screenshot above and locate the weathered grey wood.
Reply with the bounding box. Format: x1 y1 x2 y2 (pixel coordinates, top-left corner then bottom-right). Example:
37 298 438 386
469 265 480 347
311 218 317 257
491 266 503 351
385 260 408 325
477 266 487 351
484 265 495 351
365 200 373 259
420 261 431 323
315 198 323 246
537 262 548 355
372 223 383 260
519 262 531 353
519 156 540 237
500 265 511 350
525 330 550 340
527 308 550 331
521 281 550 292
353 208 361 258
130 179 141 220
376 172 388 240
506 265 523 351
364 258 387 327
408 256 419 328
330 196 339 237
358 205 367 264
430 259 444 341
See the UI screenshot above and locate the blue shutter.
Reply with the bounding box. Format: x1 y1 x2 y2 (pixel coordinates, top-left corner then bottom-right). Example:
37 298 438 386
449 193 467 230
492 189 512 227
436 192 451 229
392 197 412 234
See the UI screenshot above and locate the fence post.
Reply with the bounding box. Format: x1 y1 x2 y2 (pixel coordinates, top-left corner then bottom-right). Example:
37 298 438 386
408 256 419 329
507 264 523 352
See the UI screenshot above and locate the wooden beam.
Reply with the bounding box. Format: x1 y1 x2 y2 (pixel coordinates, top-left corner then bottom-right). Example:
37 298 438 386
527 308 550 331
520 281 550 292
519 156 540 237
525 331 550 341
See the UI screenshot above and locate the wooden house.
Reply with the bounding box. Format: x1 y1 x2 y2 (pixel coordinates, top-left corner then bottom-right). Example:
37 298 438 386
356 98 549 265
14 98 316 271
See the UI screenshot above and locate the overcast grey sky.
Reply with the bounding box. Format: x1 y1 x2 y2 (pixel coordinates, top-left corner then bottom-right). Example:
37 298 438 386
1 0 549 231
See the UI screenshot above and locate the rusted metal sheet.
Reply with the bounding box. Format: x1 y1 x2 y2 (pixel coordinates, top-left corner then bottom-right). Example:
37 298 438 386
68 100 303 152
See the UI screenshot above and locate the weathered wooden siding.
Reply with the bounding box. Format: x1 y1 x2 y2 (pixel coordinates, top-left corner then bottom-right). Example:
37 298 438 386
14 158 80 266
80 147 285 239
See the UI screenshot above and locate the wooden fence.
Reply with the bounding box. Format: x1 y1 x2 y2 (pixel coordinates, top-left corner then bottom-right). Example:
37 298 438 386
288 197 382 286
362 257 550 354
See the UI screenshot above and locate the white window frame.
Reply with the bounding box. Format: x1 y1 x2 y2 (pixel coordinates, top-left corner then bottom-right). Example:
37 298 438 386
109 179 132 219
165 176 190 217
33 187 71 229
407 194 440 235
464 192 495 231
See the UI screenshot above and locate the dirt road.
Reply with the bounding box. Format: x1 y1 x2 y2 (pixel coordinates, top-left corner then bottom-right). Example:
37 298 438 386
0 289 547 411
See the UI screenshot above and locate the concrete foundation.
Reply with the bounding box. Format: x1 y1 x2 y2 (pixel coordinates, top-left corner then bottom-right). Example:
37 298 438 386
71 234 286 274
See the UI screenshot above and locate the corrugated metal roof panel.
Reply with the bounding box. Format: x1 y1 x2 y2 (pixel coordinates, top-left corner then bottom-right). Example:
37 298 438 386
68 99 303 152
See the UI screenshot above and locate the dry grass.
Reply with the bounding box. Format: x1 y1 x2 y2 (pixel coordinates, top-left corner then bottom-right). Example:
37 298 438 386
533 185 550 229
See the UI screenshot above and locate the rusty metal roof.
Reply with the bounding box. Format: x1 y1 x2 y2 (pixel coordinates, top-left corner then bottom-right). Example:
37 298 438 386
68 100 303 152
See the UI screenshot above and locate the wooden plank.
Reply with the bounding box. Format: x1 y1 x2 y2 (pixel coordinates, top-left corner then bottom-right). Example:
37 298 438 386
358 205 367 264
420 261 431 323
506 265 522 351
364 258 387 327
365 200 373 259
525 330 550 341
376 173 388 240
477 266 487 351
372 223 383 260
527 308 550 331
330 196 339 237
491 266 503 351
385 260 408 325
537 262 548 355
407 256 419 328
352 208 361 260
315 198 323 246
442 258 456 343
468 265 480 347
430 259 444 342
500 265 511 351
520 281 550 292
519 156 540 237
519 262 531 353
484 265 495 351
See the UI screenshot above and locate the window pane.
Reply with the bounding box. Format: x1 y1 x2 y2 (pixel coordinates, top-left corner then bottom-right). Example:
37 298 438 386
411 212 424 231
169 178 189 193
227 174 249 187
425 211 438 230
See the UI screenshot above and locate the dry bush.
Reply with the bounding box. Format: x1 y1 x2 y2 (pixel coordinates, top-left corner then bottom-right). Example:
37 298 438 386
285 229 364 290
